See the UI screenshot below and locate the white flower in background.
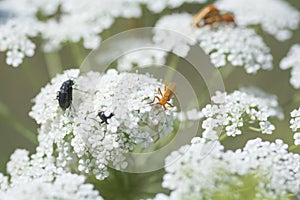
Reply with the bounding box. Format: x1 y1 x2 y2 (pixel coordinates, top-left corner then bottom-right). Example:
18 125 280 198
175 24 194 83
201 88 283 140
36 0 142 51
29 69 176 180
154 13 273 73
140 0 208 13
0 173 103 200
198 25 273 73
0 0 60 17
0 174 8 191
289 107 300 145
0 19 38 67
0 0 142 52
216 0 300 41
154 13 200 57
151 137 300 200
175 108 203 121
280 44 300 89
294 133 300 146
111 37 168 71
117 49 167 71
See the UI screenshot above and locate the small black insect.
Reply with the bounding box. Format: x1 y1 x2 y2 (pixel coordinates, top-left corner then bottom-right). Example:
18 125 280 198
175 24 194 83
57 79 74 111
97 111 114 124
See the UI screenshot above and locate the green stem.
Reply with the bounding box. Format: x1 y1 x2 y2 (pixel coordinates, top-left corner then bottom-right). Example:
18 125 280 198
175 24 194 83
165 54 179 81
0 101 38 145
249 126 261 132
285 193 296 198
21 63 40 92
288 144 299 151
44 51 63 78
70 43 85 67
219 133 227 141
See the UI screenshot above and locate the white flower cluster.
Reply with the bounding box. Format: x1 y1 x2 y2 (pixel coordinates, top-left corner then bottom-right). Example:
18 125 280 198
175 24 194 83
289 108 300 145
0 0 142 53
6 149 60 187
0 148 103 199
154 13 273 73
140 0 208 13
201 88 283 140
0 19 38 67
39 0 142 51
117 49 167 71
175 108 203 121
0 0 60 17
0 173 103 200
153 13 200 58
151 137 300 200
216 0 300 41
29 69 175 180
280 44 300 89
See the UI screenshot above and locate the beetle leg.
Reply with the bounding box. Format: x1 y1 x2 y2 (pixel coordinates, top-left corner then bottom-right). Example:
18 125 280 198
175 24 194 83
158 87 163 97
151 96 161 104
166 102 174 107
162 104 167 110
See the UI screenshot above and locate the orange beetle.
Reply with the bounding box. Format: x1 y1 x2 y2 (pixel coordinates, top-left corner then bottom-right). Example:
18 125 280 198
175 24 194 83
191 5 220 27
152 82 176 110
203 13 235 27
191 5 235 28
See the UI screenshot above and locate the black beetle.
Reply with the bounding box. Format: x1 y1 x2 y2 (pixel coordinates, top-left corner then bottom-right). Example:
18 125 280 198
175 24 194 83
98 111 114 124
57 79 74 111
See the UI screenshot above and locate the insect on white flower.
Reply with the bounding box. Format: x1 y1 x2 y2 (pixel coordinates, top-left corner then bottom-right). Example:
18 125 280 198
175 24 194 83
216 0 300 41
29 69 176 180
153 13 273 73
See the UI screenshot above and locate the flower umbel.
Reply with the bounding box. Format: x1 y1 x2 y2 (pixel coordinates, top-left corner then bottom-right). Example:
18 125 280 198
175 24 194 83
29 69 176 180
0 19 38 67
154 13 273 73
216 0 300 41
150 137 300 200
280 44 300 89
290 107 300 145
201 87 283 140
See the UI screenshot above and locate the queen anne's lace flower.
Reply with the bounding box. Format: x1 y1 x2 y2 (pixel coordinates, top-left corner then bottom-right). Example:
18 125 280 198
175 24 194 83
29 69 175 180
0 0 142 52
154 13 273 73
0 174 8 191
154 13 200 57
216 0 300 41
280 44 300 89
151 137 300 200
117 49 167 71
0 19 38 67
0 173 103 200
201 88 283 140
6 149 61 187
175 108 203 121
289 107 300 145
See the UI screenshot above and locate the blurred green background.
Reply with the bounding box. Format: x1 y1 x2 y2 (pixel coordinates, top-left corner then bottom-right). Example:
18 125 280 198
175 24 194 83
0 0 300 174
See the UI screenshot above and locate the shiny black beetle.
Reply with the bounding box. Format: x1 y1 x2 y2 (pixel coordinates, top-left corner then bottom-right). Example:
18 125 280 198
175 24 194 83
57 79 74 111
97 111 114 124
